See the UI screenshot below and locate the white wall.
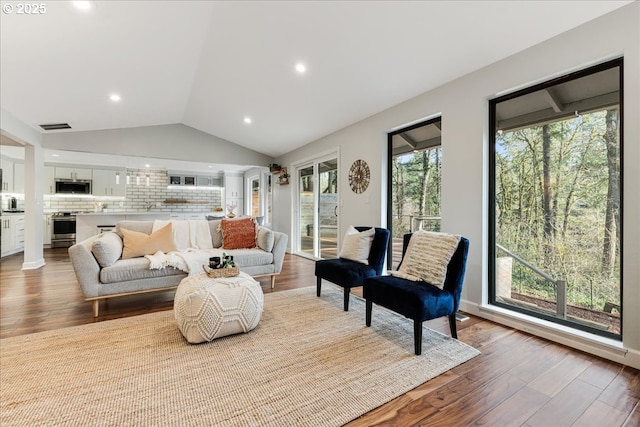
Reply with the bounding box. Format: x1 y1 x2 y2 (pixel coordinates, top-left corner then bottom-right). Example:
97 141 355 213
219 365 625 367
43 123 273 168
1 108 45 269
272 3 639 368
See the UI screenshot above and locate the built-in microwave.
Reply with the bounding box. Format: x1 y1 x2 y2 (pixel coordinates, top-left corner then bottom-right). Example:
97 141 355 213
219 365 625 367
55 179 92 195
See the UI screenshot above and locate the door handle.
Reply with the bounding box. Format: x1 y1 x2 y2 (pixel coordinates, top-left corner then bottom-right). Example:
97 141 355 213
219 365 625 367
334 206 338 217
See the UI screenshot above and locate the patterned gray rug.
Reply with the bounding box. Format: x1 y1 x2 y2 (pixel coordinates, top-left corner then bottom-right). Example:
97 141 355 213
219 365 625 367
0 286 479 427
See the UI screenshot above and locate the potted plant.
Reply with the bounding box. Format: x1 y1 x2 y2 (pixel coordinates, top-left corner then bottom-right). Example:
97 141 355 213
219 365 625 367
269 163 281 173
279 168 290 185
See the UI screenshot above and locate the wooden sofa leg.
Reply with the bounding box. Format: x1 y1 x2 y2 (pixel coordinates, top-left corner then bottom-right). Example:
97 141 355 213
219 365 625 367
270 275 276 290
343 287 350 311
414 320 423 355
316 277 321 297
92 300 99 318
449 313 458 339
366 300 372 326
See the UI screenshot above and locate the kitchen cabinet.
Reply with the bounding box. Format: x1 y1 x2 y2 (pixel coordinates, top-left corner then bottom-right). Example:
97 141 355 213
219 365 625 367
92 168 126 197
196 175 222 187
1 158 14 192
55 166 92 180
1 214 24 257
44 166 56 195
224 174 244 216
43 214 52 245
168 172 196 186
13 162 24 194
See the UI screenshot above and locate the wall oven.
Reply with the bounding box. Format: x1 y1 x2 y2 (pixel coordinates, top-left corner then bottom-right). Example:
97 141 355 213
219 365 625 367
51 212 77 247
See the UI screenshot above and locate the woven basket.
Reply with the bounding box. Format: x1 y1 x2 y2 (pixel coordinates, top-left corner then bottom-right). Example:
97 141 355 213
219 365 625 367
207 266 240 278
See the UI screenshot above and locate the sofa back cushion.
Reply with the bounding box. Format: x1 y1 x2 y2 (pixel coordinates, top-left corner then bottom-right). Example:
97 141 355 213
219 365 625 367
116 221 153 236
256 226 275 252
220 217 256 249
91 232 123 267
120 223 178 259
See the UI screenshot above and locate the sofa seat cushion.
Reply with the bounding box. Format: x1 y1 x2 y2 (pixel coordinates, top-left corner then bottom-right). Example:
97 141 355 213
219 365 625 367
100 257 185 284
315 258 377 288
225 248 273 268
363 275 454 321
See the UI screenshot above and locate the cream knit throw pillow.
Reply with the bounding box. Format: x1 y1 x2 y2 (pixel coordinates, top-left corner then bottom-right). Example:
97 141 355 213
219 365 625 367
339 226 375 265
391 231 461 289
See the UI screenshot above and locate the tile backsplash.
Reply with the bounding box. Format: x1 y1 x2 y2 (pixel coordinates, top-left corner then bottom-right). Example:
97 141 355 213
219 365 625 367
3 169 223 214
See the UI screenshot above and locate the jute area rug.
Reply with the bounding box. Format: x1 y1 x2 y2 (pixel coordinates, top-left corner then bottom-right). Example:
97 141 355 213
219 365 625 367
0 285 479 427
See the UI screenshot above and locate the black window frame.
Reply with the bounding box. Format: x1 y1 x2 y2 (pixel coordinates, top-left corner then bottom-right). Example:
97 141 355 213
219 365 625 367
488 58 624 340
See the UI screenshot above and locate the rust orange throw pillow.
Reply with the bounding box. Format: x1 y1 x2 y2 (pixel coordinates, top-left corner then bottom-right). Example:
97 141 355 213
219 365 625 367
221 218 256 249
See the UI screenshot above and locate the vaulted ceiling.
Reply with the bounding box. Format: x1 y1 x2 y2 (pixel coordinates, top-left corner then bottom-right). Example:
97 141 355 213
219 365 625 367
0 1 631 158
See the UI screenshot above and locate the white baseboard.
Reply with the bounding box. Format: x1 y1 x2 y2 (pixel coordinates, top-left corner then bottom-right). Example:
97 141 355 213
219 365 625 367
22 258 46 270
460 299 639 370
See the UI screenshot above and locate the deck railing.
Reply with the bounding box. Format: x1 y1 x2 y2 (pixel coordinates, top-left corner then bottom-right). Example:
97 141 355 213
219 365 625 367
496 243 567 319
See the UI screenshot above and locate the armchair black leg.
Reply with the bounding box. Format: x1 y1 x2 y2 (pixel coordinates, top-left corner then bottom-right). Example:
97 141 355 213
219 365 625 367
316 277 322 297
448 313 458 339
414 320 423 355
366 300 372 326
343 287 350 311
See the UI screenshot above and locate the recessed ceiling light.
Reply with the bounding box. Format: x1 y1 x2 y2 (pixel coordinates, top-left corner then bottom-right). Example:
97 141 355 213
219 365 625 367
73 1 94 11
295 63 306 74
145 164 150 168
244 117 252 124
109 94 121 102
51 154 60 157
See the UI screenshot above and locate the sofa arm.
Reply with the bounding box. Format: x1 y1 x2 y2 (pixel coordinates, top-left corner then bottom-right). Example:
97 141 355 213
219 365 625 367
271 231 288 274
68 235 102 298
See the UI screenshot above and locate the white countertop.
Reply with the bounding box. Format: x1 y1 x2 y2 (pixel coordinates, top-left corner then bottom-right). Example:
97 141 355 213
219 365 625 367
75 211 171 215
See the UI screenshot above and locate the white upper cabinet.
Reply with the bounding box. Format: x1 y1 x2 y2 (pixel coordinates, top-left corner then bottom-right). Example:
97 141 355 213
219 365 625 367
44 166 55 195
92 168 126 197
54 166 92 180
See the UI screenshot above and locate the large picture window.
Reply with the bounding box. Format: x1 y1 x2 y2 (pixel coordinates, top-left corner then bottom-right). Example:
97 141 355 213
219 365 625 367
489 59 622 339
387 117 442 269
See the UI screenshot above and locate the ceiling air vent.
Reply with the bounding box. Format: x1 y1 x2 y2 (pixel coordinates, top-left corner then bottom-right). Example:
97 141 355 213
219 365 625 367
40 123 71 131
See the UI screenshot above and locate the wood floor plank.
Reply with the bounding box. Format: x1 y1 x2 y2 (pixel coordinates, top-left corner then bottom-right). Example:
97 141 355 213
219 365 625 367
1 249 639 426
523 379 602 426
572 400 630 427
622 401 640 427
415 373 527 426
527 353 593 397
598 367 640 413
472 386 549 427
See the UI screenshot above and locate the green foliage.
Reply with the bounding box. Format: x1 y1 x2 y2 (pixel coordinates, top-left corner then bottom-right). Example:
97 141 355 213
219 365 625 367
495 110 621 314
391 148 442 238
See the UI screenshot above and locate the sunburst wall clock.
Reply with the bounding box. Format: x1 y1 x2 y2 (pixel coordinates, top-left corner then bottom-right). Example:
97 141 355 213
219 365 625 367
348 159 370 194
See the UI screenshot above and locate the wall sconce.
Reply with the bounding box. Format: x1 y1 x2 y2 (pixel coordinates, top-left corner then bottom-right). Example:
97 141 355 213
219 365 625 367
115 172 120 185
136 175 140 186
146 174 150 186
126 172 130 185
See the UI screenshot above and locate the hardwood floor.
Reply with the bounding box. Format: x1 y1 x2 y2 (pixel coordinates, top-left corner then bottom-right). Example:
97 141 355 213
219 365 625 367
1 249 638 426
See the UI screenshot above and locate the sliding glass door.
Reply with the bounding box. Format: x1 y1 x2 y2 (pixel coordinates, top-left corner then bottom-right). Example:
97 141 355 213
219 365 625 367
295 156 338 259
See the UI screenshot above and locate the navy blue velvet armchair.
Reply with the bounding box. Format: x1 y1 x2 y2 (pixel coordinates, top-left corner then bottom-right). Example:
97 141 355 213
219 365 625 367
363 233 469 355
315 226 390 311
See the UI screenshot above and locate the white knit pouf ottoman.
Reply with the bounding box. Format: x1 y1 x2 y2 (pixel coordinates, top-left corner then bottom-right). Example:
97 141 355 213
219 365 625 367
174 271 264 344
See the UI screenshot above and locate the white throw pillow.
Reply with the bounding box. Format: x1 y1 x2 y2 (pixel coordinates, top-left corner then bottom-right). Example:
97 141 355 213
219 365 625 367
391 231 461 289
338 226 375 265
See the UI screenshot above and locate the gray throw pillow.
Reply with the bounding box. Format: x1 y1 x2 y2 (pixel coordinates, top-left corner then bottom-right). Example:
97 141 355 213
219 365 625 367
209 220 223 248
91 232 124 267
256 226 275 252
